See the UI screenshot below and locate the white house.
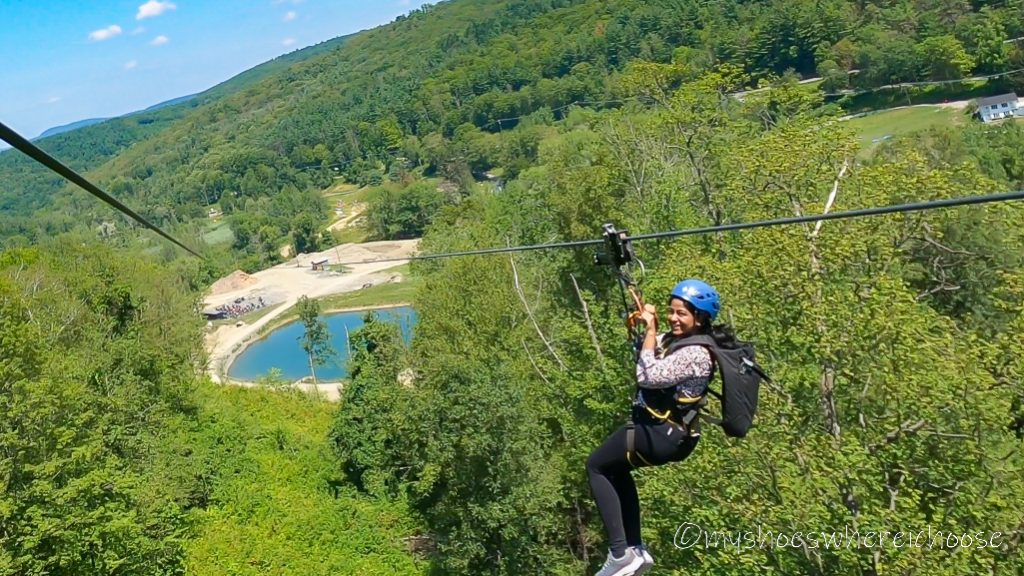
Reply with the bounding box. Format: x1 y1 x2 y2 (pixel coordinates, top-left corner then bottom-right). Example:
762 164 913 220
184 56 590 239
977 93 1020 122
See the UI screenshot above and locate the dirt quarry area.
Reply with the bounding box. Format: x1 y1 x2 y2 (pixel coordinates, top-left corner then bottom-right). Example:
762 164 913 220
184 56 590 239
203 240 418 311
209 270 260 295
203 239 419 383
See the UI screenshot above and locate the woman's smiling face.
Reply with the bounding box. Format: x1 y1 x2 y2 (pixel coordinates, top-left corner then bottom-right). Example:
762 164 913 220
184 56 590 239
667 298 699 336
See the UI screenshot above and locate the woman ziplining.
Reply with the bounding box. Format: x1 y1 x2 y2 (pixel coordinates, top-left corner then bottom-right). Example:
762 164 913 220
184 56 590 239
585 226 769 576
586 279 730 576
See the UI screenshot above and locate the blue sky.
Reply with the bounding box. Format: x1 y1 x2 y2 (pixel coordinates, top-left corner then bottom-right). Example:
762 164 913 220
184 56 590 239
0 1 432 141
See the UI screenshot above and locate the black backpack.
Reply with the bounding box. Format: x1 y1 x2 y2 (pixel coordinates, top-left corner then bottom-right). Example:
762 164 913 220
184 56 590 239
662 334 770 438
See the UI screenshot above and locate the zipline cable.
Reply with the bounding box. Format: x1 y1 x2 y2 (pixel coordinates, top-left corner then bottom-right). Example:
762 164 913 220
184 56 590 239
628 190 1024 242
332 189 1024 266
0 120 204 259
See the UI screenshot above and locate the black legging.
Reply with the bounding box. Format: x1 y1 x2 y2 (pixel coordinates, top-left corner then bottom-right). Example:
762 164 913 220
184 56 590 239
586 411 699 557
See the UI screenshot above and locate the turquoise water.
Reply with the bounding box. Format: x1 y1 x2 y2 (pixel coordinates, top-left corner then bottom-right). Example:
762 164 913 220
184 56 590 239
227 306 417 381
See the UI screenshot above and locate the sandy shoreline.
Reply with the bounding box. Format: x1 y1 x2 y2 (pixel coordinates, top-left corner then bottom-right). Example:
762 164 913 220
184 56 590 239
203 239 419 400
213 302 413 401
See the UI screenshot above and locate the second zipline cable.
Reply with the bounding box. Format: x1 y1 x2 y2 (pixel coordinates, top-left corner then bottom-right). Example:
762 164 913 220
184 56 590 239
328 190 1024 266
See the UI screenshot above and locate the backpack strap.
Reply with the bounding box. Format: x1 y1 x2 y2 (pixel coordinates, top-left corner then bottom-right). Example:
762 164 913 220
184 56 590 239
662 333 716 355
669 334 772 383
699 412 724 427
661 334 727 430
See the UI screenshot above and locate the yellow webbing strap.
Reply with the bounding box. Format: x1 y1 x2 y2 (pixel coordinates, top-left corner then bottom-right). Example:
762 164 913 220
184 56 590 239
625 421 653 468
676 395 704 404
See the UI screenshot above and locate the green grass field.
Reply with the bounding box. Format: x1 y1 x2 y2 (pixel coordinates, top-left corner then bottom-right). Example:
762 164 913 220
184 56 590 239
323 178 446 246
331 225 370 245
202 220 235 246
324 182 376 244
845 105 966 156
322 182 360 197
317 269 417 311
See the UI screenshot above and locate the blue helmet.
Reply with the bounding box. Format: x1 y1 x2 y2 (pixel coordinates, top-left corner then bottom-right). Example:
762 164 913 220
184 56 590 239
670 279 720 321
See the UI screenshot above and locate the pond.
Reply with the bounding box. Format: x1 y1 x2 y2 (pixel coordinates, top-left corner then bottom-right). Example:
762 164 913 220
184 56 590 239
227 306 417 382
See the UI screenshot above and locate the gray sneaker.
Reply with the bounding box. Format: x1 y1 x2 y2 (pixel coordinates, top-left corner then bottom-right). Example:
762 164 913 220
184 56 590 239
594 547 644 576
632 544 654 575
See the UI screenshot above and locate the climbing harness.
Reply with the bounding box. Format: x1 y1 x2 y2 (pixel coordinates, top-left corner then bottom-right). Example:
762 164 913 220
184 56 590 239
594 223 773 465
594 223 705 466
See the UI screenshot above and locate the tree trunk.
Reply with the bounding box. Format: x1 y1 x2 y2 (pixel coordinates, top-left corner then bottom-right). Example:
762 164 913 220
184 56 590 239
308 353 318 385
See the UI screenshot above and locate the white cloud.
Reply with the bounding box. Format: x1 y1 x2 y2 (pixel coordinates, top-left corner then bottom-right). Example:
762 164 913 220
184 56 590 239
125 59 138 70
132 26 146 35
46 96 61 104
398 0 411 5
150 35 169 46
137 1 177 20
272 0 304 4
282 38 296 47
284 11 296 21
88 25 123 42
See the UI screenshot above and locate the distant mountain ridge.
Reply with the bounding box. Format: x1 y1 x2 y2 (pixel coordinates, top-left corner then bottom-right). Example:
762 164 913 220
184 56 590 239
140 94 198 113
23 33 353 143
37 118 109 139
32 95 199 141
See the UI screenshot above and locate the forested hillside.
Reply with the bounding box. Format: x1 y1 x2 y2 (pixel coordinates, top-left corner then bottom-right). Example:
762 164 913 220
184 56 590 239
2 0 1022 270
0 33 350 251
3 0 1024 574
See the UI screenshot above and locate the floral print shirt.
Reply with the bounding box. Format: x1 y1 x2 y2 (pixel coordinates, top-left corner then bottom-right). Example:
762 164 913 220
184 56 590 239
635 335 713 399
